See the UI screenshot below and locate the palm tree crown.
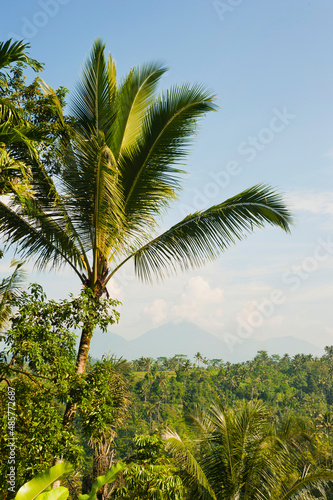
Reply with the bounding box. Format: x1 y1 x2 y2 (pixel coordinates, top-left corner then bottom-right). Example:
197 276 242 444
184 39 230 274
0 39 291 296
0 38 293 431
164 400 333 500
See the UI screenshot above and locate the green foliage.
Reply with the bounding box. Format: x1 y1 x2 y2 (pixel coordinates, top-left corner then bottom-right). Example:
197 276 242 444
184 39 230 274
78 462 124 500
114 435 185 499
2 339 333 496
78 357 129 440
114 350 333 474
1 283 120 387
0 44 73 176
0 39 70 210
0 256 26 333
0 39 42 87
0 285 123 493
163 399 333 499
0 148 33 198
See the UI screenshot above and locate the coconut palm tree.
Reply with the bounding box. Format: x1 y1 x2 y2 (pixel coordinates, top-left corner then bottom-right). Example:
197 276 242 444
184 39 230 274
0 39 42 87
194 352 203 368
164 400 333 500
0 39 46 198
0 40 45 334
0 40 292 428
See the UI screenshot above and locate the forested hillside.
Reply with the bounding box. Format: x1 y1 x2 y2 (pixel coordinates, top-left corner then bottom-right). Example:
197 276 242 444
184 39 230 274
2 344 333 498
115 348 333 451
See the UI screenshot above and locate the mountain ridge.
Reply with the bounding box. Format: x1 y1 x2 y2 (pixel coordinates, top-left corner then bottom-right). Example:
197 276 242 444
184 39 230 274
89 321 323 363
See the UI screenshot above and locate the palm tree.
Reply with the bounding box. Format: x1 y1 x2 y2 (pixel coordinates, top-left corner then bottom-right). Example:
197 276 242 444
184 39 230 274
194 352 203 368
0 255 26 332
0 40 292 429
164 400 333 499
0 39 46 198
0 39 41 85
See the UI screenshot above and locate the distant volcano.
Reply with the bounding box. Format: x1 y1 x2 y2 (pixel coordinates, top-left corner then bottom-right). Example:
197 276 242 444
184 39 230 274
89 321 323 362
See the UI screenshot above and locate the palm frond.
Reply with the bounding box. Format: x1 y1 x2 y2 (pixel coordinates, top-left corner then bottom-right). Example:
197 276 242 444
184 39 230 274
279 468 333 500
61 130 125 260
0 39 42 87
37 78 66 128
163 429 217 500
0 97 25 123
25 158 94 276
120 84 217 235
0 199 85 279
71 39 117 139
0 121 47 150
0 39 42 70
119 185 292 282
0 259 26 331
114 61 167 155
0 148 32 197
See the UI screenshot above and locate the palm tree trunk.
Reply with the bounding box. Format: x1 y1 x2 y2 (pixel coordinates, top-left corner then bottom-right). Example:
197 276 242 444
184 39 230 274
53 323 94 489
62 323 94 428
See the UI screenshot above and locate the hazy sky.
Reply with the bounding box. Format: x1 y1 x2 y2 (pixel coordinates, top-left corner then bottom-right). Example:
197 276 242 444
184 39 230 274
2 0 333 355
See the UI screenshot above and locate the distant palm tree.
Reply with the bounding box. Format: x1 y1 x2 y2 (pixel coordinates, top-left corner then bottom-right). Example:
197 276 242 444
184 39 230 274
209 359 223 369
138 356 154 372
316 411 333 439
194 352 202 368
0 40 292 430
164 400 333 500
324 346 333 360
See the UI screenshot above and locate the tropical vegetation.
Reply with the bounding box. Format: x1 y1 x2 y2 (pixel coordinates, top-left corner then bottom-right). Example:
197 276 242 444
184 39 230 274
164 399 333 499
1 38 331 500
0 37 291 433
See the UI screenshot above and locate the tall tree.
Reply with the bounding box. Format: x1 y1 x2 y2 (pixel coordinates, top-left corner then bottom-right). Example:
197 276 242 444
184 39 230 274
0 40 51 200
0 40 292 431
0 284 123 493
194 352 202 368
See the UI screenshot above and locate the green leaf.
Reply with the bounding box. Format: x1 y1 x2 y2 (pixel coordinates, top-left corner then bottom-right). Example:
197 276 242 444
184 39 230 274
0 39 43 87
78 462 124 500
0 258 26 331
127 184 292 282
36 487 69 500
15 462 74 500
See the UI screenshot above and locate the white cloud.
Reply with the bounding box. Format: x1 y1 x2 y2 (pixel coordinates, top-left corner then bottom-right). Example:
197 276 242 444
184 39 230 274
236 299 284 333
172 276 224 331
287 190 333 215
107 279 125 301
236 300 257 322
143 276 225 332
143 299 168 326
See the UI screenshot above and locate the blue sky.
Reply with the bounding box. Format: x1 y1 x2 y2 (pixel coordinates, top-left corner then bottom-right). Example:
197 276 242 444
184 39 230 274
1 0 333 356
